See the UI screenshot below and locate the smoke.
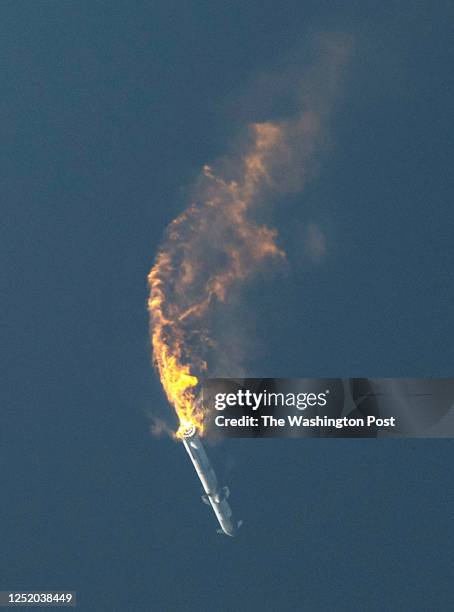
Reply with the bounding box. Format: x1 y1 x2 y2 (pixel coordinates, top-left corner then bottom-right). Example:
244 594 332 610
305 223 327 262
148 33 351 436
149 417 176 439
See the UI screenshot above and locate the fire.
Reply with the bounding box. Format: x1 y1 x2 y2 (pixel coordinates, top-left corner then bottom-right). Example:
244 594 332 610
147 123 288 437
147 252 203 438
147 37 349 438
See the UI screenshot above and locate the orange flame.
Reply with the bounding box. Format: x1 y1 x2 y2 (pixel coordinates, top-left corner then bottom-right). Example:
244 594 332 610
148 252 203 437
148 123 290 437
147 37 350 438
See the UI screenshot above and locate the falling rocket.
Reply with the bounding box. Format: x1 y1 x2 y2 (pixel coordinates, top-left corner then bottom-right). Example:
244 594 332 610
147 41 349 538
182 425 241 537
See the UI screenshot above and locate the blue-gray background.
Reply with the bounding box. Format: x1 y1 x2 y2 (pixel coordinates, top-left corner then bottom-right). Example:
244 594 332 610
2 2 453 610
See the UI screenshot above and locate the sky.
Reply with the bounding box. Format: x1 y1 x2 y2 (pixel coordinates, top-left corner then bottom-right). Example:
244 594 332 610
1 2 453 610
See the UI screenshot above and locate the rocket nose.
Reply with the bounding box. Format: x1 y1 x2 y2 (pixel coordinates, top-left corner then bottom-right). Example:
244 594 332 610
218 518 241 537
217 527 235 537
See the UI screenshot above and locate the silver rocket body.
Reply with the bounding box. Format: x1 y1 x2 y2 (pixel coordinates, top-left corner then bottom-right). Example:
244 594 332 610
182 428 240 537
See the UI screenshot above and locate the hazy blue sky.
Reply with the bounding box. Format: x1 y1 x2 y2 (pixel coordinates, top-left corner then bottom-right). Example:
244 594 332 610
2 2 453 610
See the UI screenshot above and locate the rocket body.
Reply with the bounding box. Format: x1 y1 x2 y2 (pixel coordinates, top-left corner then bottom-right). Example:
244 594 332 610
182 429 239 537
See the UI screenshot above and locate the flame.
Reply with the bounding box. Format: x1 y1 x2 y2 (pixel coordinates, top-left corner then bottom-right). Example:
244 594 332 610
148 123 289 437
147 36 350 437
148 251 203 438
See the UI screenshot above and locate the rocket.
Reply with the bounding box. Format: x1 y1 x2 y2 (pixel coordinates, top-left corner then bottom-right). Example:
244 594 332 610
182 425 241 536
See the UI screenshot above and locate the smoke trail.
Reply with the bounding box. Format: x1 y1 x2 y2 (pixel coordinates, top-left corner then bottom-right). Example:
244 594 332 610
148 35 350 437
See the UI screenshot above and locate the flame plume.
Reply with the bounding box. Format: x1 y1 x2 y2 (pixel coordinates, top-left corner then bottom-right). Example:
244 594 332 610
148 37 350 438
148 123 290 437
